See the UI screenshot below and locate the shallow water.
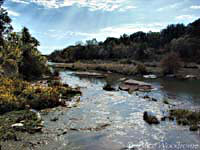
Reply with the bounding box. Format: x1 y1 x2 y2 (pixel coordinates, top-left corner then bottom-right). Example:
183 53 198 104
32 70 200 150
9 70 198 150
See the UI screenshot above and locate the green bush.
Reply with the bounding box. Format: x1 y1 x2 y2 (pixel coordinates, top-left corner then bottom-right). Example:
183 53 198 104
19 49 50 80
0 77 81 114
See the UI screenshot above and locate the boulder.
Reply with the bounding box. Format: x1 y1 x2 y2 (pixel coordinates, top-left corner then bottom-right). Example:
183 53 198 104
143 74 157 79
189 125 199 131
119 84 138 92
119 78 127 82
124 79 151 87
185 75 197 80
50 117 59 122
103 84 116 91
11 123 24 128
143 111 160 125
120 79 153 92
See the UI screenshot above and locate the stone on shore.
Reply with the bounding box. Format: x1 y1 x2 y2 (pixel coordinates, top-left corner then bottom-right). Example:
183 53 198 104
11 123 24 128
74 72 105 78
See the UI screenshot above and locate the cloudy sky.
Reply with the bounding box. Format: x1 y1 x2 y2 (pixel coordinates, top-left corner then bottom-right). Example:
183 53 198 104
3 0 200 54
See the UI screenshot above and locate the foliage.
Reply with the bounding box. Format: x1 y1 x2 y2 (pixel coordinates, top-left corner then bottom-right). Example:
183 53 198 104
169 109 200 130
160 52 182 74
0 1 13 46
49 18 200 64
170 36 200 62
0 4 50 80
135 63 147 75
160 24 186 44
187 18 200 37
0 27 50 79
0 77 81 114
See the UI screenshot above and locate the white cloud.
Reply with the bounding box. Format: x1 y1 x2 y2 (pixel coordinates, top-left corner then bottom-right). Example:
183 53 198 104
190 5 200 10
7 10 20 16
157 3 180 12
43 23 167 42
97 23 166 38
2 6 20 16
10 0 135 11
119 6 137 12
10 0 29 4
175 15 196 20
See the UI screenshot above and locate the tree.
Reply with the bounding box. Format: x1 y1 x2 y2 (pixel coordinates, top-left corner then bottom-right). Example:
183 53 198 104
160 52 182 74
75 41 84 46
86 38 98 46
21 27 32 45
0 1 49 79
0 0 4 7
134 43 148 60
120 34 129 44
0 1 13 46
170 37 200 61
4 32 23 61
146 32 161 48
187 18 200 37
161 24 186 45
130 31 147 43
18 28 49 79
103 37 119 46
31 37 40 47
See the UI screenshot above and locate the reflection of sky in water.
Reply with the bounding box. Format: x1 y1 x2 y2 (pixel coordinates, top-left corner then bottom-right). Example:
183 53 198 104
60 71 105 88
43 71 200 150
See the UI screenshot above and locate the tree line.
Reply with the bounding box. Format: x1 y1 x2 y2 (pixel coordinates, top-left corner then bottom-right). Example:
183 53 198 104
49 18 200 63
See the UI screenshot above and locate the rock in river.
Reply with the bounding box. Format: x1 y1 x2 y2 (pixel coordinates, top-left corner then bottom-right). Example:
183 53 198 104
185 75 197 80
120 79 153 92
189 125 199 131
143 74 157 79
143 111 160 125
103 84 116 91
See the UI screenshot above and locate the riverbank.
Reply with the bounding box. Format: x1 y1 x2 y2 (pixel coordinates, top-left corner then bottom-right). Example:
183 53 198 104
0 75 81 149
50 60 200 80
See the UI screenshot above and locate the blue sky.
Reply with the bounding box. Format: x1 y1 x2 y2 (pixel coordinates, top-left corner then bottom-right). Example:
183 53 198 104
3 0 200 54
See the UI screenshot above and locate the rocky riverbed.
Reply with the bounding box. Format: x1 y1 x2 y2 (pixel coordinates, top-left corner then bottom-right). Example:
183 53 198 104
1 70 200 150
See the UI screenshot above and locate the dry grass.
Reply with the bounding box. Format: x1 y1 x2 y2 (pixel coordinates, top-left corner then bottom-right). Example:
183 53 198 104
54 62 138 75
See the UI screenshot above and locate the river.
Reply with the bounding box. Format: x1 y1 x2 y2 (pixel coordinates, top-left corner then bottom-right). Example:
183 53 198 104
25 70 198 150
5 70 199 150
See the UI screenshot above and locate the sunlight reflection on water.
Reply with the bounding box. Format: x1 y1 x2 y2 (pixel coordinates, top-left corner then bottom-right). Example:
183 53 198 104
41 70 200 150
